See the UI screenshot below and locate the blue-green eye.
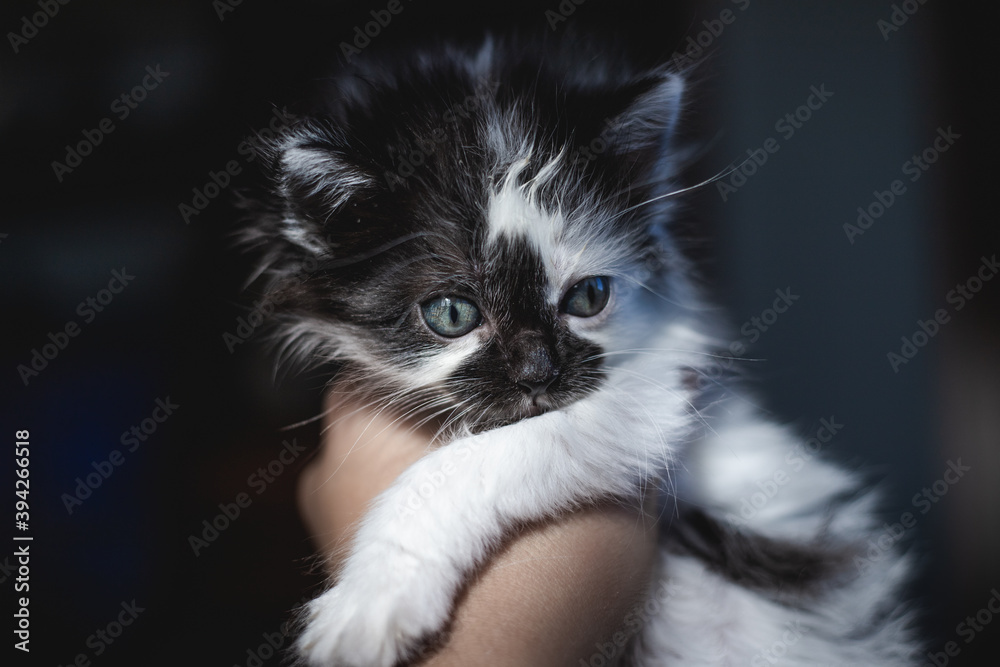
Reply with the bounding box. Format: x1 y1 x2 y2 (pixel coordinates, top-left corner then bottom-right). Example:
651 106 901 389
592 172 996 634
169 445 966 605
561 276 610 317
421 296 481 338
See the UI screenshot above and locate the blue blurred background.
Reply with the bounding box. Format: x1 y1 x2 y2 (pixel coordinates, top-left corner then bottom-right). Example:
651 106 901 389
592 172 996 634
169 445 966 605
2 0 997 664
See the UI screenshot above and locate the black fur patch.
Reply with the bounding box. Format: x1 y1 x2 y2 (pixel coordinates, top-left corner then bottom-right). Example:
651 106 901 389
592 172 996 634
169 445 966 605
665 507 851 598
445 235 607 430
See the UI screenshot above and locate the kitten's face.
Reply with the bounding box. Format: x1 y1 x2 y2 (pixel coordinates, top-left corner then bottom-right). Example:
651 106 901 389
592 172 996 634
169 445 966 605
249 42 686 431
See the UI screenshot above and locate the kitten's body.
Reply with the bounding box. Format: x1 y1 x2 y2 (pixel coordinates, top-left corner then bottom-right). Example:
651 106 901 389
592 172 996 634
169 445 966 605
243 36 918 666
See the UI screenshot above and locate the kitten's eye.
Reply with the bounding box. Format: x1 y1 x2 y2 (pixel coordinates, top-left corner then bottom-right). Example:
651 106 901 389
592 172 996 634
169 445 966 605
421 296 482 338
561 276 611 317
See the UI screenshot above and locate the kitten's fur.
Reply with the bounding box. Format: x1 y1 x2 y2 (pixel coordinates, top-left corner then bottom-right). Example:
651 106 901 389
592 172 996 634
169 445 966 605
243 35 918 666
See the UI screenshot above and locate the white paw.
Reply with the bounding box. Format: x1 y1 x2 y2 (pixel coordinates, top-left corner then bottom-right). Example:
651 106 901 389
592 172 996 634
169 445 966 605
295 549 453 667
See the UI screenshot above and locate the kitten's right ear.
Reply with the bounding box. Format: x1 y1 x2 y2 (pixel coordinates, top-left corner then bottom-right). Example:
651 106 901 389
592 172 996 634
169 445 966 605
610 70 685 154
263 122 377 255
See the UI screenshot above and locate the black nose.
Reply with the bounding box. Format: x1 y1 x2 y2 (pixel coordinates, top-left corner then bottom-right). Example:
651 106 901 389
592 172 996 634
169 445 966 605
512 339 559 398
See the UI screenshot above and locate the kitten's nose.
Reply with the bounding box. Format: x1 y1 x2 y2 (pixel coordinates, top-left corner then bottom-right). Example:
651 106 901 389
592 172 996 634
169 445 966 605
512 341 559 398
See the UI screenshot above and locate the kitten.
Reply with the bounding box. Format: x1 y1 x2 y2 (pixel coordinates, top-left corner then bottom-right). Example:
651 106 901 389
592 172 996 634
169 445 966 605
241 35 918 666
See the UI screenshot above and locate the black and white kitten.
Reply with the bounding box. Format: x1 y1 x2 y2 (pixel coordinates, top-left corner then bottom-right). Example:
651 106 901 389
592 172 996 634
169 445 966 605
242 36 918 666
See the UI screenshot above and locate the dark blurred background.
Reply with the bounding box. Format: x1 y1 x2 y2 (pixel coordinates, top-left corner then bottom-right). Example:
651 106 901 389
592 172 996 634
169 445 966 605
1 0 997 665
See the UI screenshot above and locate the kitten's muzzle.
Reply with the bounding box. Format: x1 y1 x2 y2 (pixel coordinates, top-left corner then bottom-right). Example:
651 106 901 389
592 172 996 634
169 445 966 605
511 339 559 399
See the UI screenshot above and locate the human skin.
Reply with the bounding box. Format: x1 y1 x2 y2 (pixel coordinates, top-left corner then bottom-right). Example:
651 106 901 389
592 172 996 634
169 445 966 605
296 392 659 666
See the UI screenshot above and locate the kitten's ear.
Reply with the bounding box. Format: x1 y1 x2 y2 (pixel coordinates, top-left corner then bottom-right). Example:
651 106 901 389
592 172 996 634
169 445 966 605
265 123 376 255
606 70 685 168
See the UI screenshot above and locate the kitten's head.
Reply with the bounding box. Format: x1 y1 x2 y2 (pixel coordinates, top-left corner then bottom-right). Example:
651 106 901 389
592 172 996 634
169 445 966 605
243 38 697 432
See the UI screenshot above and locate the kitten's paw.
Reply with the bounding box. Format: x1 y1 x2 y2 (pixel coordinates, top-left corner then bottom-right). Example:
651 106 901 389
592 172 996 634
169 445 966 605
295 554 452 667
